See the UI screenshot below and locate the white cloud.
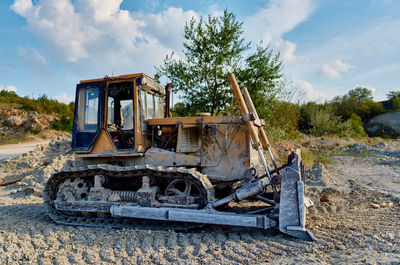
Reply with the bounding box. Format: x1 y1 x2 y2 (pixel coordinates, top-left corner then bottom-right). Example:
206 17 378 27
134 7 198 51
280 40 297 62
321 60 355 79
246 0 316 44
10 0 32 16
0 85 18 92
298 80 326 101
10 0 198 77
55 92 74 103
275 40 308 63
245 0 316 64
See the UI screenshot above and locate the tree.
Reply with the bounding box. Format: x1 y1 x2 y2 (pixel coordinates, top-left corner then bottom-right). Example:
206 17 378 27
387 90 400 99
156 10 283 116
386 90 400 109
332 86 384 121
347 86 373 102
236 45 283 119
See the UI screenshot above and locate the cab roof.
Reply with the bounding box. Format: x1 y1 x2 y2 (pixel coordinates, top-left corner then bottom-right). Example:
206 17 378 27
80 73 153 84
80 73 165 95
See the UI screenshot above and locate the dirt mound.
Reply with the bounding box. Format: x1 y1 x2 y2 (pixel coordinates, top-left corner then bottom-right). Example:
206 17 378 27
0 138 400 264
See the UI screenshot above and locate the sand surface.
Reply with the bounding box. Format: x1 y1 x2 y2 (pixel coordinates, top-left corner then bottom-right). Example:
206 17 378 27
0 137 399 264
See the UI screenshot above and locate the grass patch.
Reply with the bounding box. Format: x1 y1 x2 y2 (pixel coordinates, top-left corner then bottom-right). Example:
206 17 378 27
301 148 315 168
0 136 27 145
301 147 334 168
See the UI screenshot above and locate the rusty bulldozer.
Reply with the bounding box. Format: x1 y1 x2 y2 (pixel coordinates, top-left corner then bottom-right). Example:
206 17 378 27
44 73 315 241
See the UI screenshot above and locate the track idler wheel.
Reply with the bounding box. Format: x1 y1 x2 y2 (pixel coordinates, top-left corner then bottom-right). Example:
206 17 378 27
164 178 207 209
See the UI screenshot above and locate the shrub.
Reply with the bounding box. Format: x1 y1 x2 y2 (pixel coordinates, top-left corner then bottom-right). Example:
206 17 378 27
51 114 73 132
347 113 367 137
332 92 385 121
309 107 353 137
266 100 300 139
298 102 320 133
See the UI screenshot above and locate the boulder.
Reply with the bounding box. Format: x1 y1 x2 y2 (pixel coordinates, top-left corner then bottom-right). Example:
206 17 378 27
3 115 25 127
24 112 54 131
365 111 400 137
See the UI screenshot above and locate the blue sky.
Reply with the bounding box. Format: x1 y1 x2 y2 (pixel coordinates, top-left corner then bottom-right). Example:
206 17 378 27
0 0 399 103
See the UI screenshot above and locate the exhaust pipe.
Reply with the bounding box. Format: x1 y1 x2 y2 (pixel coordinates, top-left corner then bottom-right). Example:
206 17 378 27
164 83 173 118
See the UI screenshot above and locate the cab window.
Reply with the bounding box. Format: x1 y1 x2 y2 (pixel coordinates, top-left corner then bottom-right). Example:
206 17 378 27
77 88 99 131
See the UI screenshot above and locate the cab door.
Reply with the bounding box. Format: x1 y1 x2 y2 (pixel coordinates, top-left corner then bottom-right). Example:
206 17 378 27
72 82 105 151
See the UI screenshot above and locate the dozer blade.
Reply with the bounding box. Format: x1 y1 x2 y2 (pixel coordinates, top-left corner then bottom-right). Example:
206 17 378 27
279 150 315 241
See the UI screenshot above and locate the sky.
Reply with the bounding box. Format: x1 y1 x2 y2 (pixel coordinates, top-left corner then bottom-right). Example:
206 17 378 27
0 0 399 104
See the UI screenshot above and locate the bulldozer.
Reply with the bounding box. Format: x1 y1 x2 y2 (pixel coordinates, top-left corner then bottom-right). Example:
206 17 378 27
44 73 314 241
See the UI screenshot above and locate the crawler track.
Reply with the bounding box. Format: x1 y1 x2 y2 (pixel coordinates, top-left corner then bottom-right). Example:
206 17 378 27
43 164 214 231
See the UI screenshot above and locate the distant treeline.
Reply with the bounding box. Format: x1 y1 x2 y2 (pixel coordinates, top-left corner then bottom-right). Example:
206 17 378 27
173 86 400 139
0 90 74 132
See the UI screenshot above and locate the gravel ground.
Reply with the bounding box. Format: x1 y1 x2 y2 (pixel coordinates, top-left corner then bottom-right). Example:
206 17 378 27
0 137 399 264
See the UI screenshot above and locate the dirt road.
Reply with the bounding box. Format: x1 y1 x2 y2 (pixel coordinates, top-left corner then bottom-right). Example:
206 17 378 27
0 137 399 264
0 141 50 160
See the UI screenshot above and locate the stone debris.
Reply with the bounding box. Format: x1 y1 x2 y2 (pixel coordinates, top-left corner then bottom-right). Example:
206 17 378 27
320 194 330 202
370 203 380 209
0 135 73 191
305 163 336 188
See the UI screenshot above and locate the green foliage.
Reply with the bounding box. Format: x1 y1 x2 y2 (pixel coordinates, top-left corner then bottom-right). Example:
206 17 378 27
300 148 333 168
236 45 283 120
0 90 19 99
156 10 249 115
332 87 385 121
51 114 73 132
156 10 283 117
347 113 367 137
266 100 300 139
347 86 372 101
170 102 193 117
386 90 400 109
0 89 74 132
308 106 353 137
298 102 320 133
300 148 315 168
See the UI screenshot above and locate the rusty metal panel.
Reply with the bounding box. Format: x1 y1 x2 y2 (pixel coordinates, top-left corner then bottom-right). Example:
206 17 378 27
144 147 200 166
201 123 251 181
176 125 201 153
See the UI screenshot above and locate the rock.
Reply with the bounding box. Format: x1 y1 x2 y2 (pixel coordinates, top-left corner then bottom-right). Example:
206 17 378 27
305 163 336 187
320 194 330 202
371 203 380 209
365 110 400 137
24 112 53 131
398 202 400 207
373 142 386 148
387 233 395 240
388 202 394 207
4 115 25 127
